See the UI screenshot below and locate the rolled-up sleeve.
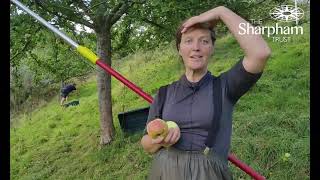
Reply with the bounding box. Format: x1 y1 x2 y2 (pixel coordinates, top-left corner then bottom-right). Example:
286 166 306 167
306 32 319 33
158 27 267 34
224 57 263 104
143 91 160 134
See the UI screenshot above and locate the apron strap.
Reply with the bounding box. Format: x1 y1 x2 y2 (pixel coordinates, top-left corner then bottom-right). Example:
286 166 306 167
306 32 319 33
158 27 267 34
155 85 169 119
204 76 222 153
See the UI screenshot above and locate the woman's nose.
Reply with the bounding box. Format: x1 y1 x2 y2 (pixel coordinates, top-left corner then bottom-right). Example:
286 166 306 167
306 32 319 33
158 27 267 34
192 41 200 51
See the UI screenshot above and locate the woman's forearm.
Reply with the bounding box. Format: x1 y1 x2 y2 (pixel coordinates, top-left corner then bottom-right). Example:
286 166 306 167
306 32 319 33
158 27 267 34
216 6 271 60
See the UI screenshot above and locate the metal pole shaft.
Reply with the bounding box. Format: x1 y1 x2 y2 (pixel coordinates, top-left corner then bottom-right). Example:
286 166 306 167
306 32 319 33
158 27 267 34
10 0 79 48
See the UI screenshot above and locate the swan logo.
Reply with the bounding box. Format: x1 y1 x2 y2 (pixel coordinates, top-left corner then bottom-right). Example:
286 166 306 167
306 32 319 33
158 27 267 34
269 5 304 22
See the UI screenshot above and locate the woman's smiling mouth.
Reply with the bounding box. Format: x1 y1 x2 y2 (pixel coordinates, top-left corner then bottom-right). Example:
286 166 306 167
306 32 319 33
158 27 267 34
190 55 203 60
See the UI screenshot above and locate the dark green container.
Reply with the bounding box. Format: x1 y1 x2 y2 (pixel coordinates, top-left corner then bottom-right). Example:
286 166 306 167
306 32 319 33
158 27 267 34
118 106 150 133
63 100 80 108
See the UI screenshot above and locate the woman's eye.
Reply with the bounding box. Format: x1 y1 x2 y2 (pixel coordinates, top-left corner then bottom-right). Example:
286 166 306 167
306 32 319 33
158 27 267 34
201 39 209 44
184 39 192 44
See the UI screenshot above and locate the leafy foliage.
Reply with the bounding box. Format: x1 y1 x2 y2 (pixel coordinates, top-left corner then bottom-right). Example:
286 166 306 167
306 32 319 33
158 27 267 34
10 3 94 115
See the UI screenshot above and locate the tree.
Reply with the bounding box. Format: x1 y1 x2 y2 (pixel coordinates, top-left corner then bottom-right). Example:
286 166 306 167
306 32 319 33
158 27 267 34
22 0 136 145
10 4 94 114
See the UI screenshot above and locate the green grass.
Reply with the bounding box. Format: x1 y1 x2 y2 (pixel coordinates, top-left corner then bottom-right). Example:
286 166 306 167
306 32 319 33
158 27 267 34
11 22 309 180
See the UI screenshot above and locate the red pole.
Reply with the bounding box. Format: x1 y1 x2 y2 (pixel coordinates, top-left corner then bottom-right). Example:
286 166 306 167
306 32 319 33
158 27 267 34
96 60 153 103
95 59 266 180
228 154 266 180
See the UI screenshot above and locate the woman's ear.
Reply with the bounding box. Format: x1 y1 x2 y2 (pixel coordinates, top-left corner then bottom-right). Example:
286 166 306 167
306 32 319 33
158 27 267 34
209 44 215 57
178 45 182 56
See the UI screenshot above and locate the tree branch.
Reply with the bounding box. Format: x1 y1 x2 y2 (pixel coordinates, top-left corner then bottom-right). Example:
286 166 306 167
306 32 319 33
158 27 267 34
11 40 31 61
105 1 124 26
140 18 169 30
73 0 93 21
30 52 57 75
110 2 132 25
35 1 94 29
10 26 42 61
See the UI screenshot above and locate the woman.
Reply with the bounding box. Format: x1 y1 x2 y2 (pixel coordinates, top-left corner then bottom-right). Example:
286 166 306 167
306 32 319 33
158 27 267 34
140 6 271 180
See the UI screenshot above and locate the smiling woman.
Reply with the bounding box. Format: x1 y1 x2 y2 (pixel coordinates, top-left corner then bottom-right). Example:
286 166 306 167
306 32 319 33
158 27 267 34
177 25 215 81
140 5 271 180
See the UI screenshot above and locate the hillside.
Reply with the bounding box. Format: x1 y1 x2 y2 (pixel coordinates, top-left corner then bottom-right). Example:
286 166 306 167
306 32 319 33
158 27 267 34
10 22 310 180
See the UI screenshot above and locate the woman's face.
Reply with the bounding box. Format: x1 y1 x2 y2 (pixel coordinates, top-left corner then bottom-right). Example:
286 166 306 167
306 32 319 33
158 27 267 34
179 28 214 71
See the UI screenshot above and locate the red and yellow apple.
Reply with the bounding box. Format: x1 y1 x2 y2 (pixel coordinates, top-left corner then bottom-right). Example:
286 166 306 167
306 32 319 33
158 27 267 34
147 119 169 139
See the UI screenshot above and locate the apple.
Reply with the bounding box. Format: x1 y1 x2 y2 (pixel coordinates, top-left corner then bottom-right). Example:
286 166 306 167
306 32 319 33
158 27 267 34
166 121 178 129
163 121 179 148
147 119 169 139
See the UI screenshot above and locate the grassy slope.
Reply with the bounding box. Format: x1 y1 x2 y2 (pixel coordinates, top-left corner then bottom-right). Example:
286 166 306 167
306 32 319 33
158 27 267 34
11 22 309 180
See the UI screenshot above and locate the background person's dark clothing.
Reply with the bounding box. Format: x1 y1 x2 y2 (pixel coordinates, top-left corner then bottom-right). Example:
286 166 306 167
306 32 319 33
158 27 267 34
60 84 76 98
145 58 262 163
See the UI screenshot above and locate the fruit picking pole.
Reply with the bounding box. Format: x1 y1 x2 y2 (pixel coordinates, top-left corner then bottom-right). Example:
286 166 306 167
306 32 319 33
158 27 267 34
11 0 265 179
10 0 153 104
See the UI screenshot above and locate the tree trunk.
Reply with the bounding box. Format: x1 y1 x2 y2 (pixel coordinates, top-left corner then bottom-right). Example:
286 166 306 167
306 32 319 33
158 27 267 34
96 29 115 145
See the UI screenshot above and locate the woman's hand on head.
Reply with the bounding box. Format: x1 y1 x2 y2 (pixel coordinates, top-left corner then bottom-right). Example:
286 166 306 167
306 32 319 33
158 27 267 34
181 6 226 33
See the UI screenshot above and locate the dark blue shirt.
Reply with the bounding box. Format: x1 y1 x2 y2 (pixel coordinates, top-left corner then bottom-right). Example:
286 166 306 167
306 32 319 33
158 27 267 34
61 84 76 94
145 58 262 162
